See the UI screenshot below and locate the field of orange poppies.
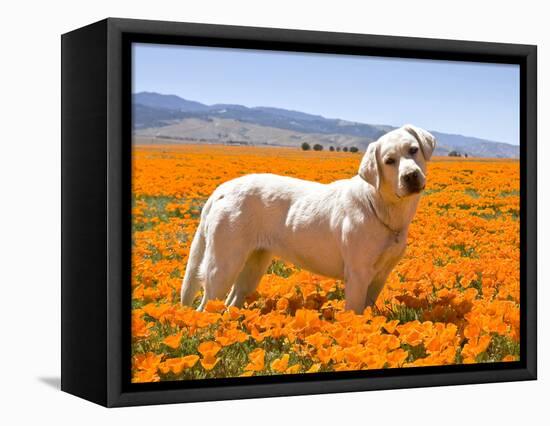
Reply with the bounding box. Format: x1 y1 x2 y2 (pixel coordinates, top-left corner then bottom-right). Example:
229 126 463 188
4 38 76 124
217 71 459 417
131 143 520 383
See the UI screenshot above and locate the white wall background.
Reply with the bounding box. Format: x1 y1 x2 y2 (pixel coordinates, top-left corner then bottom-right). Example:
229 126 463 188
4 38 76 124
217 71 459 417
0 0 545 423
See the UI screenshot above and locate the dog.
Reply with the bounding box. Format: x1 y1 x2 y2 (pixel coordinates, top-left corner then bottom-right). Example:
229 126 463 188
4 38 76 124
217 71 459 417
180 124 436 313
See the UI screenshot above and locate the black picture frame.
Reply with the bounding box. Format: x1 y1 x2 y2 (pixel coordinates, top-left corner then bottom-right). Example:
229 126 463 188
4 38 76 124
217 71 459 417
61 17 537 407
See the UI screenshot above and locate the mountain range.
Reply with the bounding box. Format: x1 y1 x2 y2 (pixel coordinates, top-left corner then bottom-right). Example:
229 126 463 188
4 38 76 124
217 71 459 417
132 92 519 158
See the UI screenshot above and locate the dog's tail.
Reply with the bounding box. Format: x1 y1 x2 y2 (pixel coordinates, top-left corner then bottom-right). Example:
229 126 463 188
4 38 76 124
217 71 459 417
180 198 212 306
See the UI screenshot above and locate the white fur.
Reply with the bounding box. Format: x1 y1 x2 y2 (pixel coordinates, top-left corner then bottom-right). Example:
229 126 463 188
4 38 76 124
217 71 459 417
180 125 436 313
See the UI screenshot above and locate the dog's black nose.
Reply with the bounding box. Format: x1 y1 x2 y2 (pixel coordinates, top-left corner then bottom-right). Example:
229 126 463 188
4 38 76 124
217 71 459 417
403 170 424 193
403 170 419 182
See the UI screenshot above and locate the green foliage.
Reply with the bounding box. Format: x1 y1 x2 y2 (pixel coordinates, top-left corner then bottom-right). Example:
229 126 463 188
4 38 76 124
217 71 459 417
401 343 428 363
476 334 520 363
469 273 483 296
449 243 478 258
384 304 424 324
499 190 520 197
132 195 204 231
267 259 294 278
464 188 481 198
326 282 345 301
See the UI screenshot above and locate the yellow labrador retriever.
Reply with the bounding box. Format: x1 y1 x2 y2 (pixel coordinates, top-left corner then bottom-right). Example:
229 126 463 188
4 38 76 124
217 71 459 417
180 124 436 313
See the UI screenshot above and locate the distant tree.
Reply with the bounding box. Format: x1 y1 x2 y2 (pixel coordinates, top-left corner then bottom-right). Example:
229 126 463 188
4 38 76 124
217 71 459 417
349 146 359 153
301 142 311 151
336 147 341 152
313 144 323 151
329 146 335 151
448 150 461 157
343 147 349 152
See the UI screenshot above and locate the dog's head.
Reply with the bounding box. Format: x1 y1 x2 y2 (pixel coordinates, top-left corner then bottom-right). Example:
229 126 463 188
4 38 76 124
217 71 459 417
359 124 436 199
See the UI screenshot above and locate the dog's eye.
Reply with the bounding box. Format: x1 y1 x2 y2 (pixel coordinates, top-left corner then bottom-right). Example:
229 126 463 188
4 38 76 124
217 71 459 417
384 157 395 165
409 146 419 155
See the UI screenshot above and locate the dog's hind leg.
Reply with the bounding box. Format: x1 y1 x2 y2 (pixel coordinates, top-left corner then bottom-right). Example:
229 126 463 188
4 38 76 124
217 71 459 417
180 225 206 306
225 249 272 308
196 241 251 312
181 196 216 307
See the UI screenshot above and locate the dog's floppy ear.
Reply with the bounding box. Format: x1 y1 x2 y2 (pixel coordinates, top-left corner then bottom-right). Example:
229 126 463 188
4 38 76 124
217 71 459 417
358 141 380 189
403 124 437 161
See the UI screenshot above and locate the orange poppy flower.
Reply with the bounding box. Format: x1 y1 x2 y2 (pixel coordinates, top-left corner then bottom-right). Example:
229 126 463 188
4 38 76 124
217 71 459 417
244 348 265 372
306 363 322 373
285 364 301 374
271 354 290 373
198 341 222 371
205 299 226 313
159 355 199 374
198 341 221 358
162 330 184 349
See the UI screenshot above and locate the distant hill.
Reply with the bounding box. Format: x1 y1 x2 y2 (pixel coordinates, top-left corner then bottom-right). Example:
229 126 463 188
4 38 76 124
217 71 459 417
133 92 210 112
135 117 371 149
132 92 519 158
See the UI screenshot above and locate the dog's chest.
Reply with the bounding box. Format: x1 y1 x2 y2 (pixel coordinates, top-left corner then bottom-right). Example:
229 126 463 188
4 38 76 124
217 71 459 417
373 232 407 270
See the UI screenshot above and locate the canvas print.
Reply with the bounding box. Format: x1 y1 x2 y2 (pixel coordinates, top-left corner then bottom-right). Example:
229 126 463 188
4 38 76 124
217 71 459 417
130 43 520 383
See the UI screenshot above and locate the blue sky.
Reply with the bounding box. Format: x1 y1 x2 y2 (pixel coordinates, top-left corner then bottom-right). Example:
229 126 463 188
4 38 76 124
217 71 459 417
133 43 520 145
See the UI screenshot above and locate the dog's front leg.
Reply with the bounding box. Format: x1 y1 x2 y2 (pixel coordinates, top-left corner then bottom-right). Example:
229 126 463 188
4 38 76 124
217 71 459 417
344 266 375 314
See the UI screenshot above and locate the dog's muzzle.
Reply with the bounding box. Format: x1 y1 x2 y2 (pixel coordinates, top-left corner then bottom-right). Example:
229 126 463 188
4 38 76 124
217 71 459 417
402 170 425 193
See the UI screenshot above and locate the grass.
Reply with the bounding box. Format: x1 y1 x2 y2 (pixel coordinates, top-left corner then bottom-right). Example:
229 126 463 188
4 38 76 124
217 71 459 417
471 210 503 221
469 273 484 296
267 259 294 278
132 195 205 231
326 282 346 301
449 243 478 258
476 334 520 363
423 188 443 196
402 343 428 363
132 195 178 231
433 257 447 267
135 322 318 379
383 304 424 324
464 188 481 198
499 189 520 197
